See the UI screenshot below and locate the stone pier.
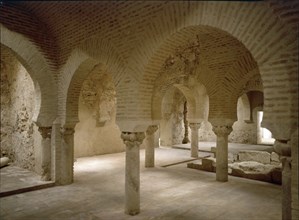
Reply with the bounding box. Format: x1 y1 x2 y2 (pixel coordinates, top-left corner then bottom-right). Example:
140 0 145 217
60 127 75 185
38 126 52 181
145 125 158 168
274 140 292 220
189 123 201 158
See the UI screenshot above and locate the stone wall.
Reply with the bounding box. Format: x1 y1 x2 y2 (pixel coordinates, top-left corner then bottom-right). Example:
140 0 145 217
74 70 124 158
198 95 258 144
160 89 258 145
160 88 190 146
229 98 258 144
0 48 40 172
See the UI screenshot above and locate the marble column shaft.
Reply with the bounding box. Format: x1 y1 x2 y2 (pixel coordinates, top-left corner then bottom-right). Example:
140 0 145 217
121 132 145 216
189 123 201 158
145 125 158 168
38 126 52 181
60 127 75 185
274 140 292 220
212 125 232 182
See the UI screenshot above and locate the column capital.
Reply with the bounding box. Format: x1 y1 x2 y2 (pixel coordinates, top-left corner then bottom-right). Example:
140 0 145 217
146 125 158 136
60 127 75 136
189 123 201 130
212 125 232 137
121 132 145 148
274 140 291 157
38 126 52 139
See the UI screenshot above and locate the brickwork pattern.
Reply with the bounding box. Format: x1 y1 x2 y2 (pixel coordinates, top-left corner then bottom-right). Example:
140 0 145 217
1 1 297 135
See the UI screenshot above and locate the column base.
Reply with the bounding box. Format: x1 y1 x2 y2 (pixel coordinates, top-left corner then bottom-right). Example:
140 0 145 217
216 176 228 182
145 164 154 168
125 209 140 216
191 151 198 158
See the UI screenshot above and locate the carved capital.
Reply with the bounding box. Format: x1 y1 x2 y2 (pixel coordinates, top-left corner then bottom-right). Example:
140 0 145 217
146 125 158 136
121 132 145 148
60 127 75 136
274 140 291 157
212 125 232 137
38 127 52 139
189 123 201 131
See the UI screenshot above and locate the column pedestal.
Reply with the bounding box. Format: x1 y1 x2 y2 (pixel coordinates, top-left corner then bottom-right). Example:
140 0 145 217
189 123 201 158
38 127 52 181
212 125 232 182
60 127 75 185
145 125 158 168
121 132 145 216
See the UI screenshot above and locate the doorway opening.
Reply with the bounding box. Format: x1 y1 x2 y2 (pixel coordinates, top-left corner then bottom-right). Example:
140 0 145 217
257 111 275 145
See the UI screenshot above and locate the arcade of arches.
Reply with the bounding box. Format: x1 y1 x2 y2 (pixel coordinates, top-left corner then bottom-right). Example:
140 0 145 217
0 1 298 219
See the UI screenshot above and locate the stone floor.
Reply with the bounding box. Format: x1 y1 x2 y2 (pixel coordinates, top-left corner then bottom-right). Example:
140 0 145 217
173 141 274 154
0 166 54 197
0 145 281 220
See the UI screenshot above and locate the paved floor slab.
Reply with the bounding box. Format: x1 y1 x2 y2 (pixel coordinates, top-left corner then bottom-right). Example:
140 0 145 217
0 166 54 197
0 147 281 220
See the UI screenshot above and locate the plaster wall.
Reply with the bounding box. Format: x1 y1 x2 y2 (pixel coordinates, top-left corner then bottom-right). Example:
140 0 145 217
0 50 41 173
74 71 124 158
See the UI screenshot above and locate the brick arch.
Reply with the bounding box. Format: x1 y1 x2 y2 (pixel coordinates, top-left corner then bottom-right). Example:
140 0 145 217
141 25 258 126
59 50 97 127
0 25 57 127
77 36 128 86
152 84 196 122
152 81 209 123
133 1 296 136
59 37 131 128
76 36 154 132
60 47 128 128
132 1 295 79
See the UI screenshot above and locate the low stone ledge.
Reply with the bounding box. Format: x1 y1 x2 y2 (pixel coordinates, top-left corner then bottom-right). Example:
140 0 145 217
187 157 216 172
238 150 271 164
188 158 281 184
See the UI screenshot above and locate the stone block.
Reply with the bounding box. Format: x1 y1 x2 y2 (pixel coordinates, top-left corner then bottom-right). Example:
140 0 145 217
201 157 216 172
187 162 200 169
238 150 271 164
211 147 216 157
271 167 282 184
228 161 281 184
0 157 9 167
228 153 235 163
271 152 280 163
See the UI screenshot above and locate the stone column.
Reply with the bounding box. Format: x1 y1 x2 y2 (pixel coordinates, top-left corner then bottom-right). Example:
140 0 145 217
212 125 232 182
145 125 158 168
38 126 52 181
121 132 145 215
274 140 292 220
60 127 75 185
189 123 201 158
182 101 190 144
